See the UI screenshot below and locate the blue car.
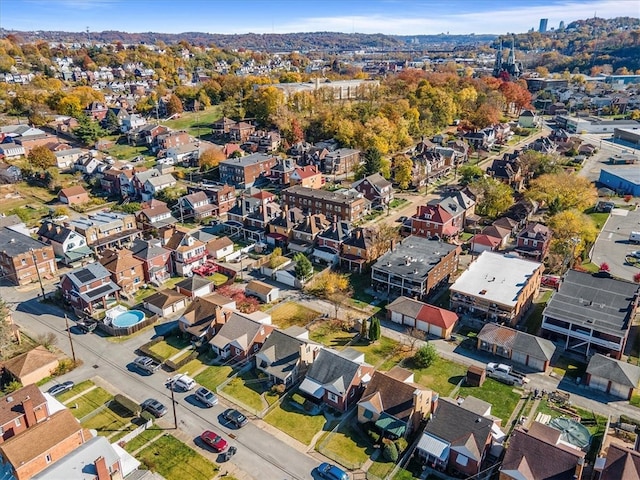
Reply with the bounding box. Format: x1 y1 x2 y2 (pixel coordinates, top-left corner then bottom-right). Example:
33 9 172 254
317 462 348 480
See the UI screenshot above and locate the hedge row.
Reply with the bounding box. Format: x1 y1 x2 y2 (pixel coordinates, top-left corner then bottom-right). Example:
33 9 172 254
164 351 199 372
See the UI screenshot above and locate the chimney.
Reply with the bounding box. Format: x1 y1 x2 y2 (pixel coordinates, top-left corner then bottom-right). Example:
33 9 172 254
94 456 110 480
47 223 53 231
55 225 61 235
22 396 36 428
574 457 584 480
356 229 361 239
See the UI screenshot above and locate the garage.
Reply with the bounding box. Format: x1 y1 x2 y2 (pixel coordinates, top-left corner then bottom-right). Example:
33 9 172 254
144 289 188 317
609 382 632 399
428 324 442 338
588 375 609 392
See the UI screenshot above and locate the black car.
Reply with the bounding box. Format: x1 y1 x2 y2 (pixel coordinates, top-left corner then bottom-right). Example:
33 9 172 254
141 398 168 418
222 408 248 428
48 381 74 396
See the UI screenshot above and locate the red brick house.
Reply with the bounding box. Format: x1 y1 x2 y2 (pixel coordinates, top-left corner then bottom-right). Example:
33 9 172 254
515 222 552 261
83 101 108 121
0 228 57 287
131 239 173 284
99 248 146 296
0 385 49 444
352 173 393 206
209 313 274 361
58 185 90 205
219 153 278 188
410 204 456 239
60 262 120 314
229 121 255 142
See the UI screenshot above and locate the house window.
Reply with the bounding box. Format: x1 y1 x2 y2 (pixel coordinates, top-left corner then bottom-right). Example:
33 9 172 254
15 418 20 427
42 251 47 258
134 277 140 284
363 409 373 419
45 454 52 464
327 392 338 403
21 258 27 266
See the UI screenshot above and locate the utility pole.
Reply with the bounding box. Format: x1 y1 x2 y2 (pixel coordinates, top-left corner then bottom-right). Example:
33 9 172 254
30 249 46 299
170 383 177 429
64 314 77 364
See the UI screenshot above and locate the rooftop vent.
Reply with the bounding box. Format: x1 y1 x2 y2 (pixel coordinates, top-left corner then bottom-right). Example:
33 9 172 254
479 289 487 295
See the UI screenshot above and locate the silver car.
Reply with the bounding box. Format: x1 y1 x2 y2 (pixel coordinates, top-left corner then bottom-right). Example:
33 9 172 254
195 387 218 407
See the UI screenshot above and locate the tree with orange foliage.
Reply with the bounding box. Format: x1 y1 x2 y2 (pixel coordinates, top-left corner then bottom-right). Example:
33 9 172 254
199 148 225 171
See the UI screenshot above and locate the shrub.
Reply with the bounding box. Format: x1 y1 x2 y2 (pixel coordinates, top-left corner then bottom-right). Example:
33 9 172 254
624 195 633 203
2 380 22 394
114 394 141 417
413 343 438 369
140 410 155 423
383 440 399 462
271 384 286 395
55 358 76 376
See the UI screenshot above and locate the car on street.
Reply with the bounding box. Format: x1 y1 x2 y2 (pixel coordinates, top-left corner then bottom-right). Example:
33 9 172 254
167 373 196 392
222 408 248 428
317 462 349 480
628 250 640 259
140 398 167 418
47 381 74 396
200 430 228 452
194 387 218 407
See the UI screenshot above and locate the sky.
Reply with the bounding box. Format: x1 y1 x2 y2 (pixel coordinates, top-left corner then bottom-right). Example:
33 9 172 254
1 0 638 36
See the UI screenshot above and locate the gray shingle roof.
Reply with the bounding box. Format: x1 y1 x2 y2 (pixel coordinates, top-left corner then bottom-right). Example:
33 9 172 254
372 236 457 280
306 348 368 396
0 227 49 255
587 354 640 388
256 330 306 381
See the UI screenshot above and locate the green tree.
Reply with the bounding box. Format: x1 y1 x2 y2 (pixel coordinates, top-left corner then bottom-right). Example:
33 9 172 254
293 253 313 281
361 147 382 177
113 202 141 214
103 109 120 133
394 154 413 190
548 209 598 264
471 177 514 218
413 343 438 368
458 165 483 185
27 145 56 170
383 441 399 462
368 317 381 341
268 247 287 269
307 271 352 318
73 115 105 145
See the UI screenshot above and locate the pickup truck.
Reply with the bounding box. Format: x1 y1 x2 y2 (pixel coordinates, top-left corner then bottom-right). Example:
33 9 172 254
486 362 530 386
133 356 161 374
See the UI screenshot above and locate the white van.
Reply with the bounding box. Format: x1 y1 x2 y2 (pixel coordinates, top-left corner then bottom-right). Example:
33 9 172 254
630 232 640 244
168 373 196 392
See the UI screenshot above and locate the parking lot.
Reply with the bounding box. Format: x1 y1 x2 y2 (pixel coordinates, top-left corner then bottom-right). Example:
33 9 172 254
591 207 640 281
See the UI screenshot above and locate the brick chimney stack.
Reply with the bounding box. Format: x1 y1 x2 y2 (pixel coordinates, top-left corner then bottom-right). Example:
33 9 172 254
22 396 36 429
94 456 110 480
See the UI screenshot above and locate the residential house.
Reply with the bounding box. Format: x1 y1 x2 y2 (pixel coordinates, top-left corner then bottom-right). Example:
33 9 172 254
68 211 141 251
212 117 237 136
599 444 640 480
245 280 279 303
352 173 394 207
281 186 370 223
36 221 93 267
136 199 178 232
255 327 322 388
2 346 59 386
541 270 640 359
164 228 208 276
491 216 520 236
60 262 120 314
313 220 351 266
175 276 214 299
144 289 188 318
450 252 543 326
478 224 511 250
0 409 87 480
387 296 458 339
155 130 190 154
193 183 236 216
140 172 176 202
477 323 556 372
245 202 281 237
226 193 264 230
371 236 460 301
0 143 26 160
229 121 255 142
323 148 361 175
84 101 108 121
130 239 172 285
340 227 380 273
120 112 146 133
100 168 128 196
518 109 538 128
504 199 539 228
0 163 22 183
209 313 275 361
179 191 215 221
0 227 57 286
0 384 49 443
585 353 640 400
357 366 433 439
267 206 305 249
206 236 234 261
415 398 495 477
500 422 585 480
74 156 102 176
486 158 525 191
269 158 296 186
127 124 168 147
409 204 457 239
515 222 552 261
299 348 375 412
53 148 85 170
470 233 502 254
289 214 329 253
219 152 278 188
290 165 323 189
99 248 145 296
178 293 235 340
58 185 90 206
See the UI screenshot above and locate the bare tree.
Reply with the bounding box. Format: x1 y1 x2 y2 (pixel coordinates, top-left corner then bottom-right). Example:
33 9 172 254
404 327 426 353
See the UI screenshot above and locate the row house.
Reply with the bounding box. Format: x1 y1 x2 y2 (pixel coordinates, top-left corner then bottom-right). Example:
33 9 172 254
61 262 120 314
487 158 525 191
179 191 215 221
244 202 281 242
323 148 361 175
245 130 281 153
99 248 145 297
514 222 552 261
269 158 296 186
288 214 330 254
229 121 255 142
312 220 352 266
226 190 275 228
340 227 379 273
99 168 129 196
281 186 370 223
36 221 93 267
136 199 178 232
0 384 49 444
127 124 169 147
219 153 278 188
164 228 208 276
132 169 177 201
212 117 237 136
131 238 172 285
267 206 306 249
0 227 57 286
68 211 141 252
352 173 394 207
290 165 323 189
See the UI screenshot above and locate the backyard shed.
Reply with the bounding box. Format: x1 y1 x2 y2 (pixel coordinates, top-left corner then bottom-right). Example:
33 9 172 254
466 365 486 387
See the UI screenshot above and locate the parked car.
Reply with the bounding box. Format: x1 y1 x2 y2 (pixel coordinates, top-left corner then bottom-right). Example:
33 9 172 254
167 373 196 392
48 381 74 396
317 462 349 480
194 387 218 407
200 430 228 452
141 398 167 418
222 408 248 428
628 250 640 259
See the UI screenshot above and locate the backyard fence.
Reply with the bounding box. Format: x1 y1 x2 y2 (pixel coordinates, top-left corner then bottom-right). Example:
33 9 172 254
97 313 159 337
119 419 153 445
215 361 265 417
315 408 364 471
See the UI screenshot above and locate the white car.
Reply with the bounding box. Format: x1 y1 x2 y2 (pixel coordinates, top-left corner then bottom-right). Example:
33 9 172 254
168 373 196 392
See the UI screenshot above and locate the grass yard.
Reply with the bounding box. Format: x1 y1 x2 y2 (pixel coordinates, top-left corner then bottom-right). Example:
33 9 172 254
194 365 234 391
523 289 553 335
456 378 522 425
264 398 327 445
163 106 223 137
552 356 587 380
317 422 373 470
368 458 396 479
410 356 468 396
389 198 408 209
123 426 164 453
221 370 269 412
269 302 320 329
308 321 355 348
348 273 376 304
349 336 402 368
104 137 153 161
82 401 134 435
177 356 210 375
69 387 114 419
137 434 218 480
132 286 157 306
57 380 95 402
161 277 185 290
207 272 228 286
585 209 610 231
149 335 192 360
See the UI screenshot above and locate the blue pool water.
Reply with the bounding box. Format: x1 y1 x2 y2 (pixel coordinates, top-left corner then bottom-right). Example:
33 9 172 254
112 310 145 328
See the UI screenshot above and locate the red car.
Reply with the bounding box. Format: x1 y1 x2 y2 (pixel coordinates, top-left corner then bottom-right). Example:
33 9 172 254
200 430 228 452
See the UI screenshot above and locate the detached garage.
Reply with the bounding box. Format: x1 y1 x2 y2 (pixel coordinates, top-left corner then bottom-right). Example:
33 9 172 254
586 353 640 400
387 296 458 339
144 289 188 317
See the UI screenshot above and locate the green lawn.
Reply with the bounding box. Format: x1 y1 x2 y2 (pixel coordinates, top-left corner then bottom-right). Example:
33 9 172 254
264 398 327 445
410 356 468 396
123 426 164 453
220 370 268 412
177 357 210 375
389 198 408 209
523 289 553 335
163 106 223 137
269 302 320 329
585 209 610 231
68 387 114 419
137 434 218 480
132 286 157 306
368 458 396 479
82 401 134 435
57 380 95 402
207 272 228 286
456 378 522 425
349 336 402 368
317 422 373 470
194 365 234 391
161 277 185 290
309 321 355 347
149 336 192 360
104 137 153 161
348 273 376 304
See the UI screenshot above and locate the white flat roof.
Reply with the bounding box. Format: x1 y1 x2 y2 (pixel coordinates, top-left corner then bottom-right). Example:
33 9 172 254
450 252 542 307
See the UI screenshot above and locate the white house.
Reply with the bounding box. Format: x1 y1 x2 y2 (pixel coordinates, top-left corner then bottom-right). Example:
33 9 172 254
54 148 85 170
142 173 177 201
207 236 234 260
36 221 93 266
121 113 146 133
74 156 103 175
0 143 25 160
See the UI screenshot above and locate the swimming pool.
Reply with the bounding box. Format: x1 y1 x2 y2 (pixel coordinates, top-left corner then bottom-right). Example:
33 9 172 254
112 310 145 328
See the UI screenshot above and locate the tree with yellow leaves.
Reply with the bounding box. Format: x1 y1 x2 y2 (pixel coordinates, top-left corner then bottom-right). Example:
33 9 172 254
199 148 225 171
526 172 597 214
